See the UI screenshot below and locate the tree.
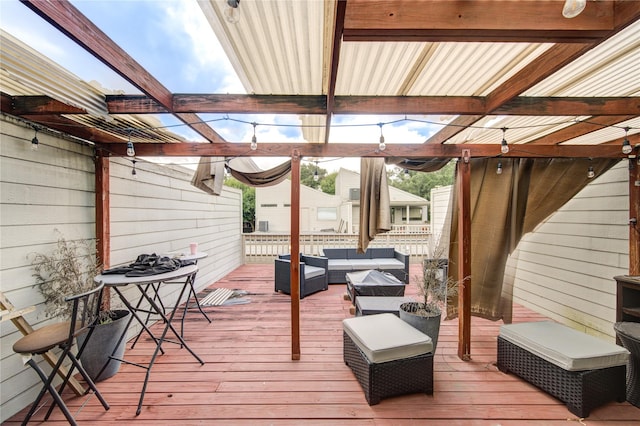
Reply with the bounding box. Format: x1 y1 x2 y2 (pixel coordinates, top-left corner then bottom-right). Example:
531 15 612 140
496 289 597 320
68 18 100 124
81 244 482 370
224 177 255 230
300 162 328 189
320 172 337 195
388 161 456 200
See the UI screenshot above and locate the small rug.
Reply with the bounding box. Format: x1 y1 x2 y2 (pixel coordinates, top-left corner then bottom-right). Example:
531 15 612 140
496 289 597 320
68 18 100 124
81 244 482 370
200 288 235 306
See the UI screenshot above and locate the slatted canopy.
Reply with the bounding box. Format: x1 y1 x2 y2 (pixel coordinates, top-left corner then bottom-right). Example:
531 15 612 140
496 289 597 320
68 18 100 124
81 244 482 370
1 0 639 360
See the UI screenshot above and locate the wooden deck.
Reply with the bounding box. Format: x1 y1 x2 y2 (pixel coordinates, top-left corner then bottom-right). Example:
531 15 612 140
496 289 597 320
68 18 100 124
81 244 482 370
5 264 639 425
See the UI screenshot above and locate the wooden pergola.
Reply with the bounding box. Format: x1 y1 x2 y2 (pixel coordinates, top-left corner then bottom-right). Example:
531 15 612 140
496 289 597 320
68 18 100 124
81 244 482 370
2 0 639 361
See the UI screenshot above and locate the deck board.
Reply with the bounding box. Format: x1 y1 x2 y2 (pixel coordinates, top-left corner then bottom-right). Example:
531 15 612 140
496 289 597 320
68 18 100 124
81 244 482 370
4 263 638 424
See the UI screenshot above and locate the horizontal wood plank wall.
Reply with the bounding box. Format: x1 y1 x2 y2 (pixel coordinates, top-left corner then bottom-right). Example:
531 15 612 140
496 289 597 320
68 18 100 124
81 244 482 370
0 118 98 422
510 161 629 341
0 116 244 422
105 157 244 340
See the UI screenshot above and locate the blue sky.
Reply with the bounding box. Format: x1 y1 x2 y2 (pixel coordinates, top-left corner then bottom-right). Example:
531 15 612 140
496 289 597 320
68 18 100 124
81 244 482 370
1 0 441 172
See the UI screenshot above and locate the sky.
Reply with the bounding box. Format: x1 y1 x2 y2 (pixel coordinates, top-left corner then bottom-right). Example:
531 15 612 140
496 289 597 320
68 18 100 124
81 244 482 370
0 0 444 173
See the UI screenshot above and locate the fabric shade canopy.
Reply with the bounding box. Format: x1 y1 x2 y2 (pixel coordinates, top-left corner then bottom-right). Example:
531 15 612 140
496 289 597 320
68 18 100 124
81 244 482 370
358 158 391 253
191 157 291 193
446 157 620 323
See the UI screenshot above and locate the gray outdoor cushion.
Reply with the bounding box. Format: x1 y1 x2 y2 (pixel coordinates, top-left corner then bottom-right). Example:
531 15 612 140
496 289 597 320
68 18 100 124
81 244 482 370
327 259 354 271
367 247 395 258
499 321 629 371
322 248 347 259
303 265 325 279
374 259 405 269
348 259 378 269
343 313 433 364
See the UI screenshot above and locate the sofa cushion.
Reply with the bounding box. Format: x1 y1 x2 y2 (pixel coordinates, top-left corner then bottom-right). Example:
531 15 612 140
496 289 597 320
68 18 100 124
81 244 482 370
343 313 433 363
322 248 347 259
327 259 354 271
304 265 325 280
347 249 370 260
367 247 395 258
348 259 379 269
499 321 629 371
374 259 406 270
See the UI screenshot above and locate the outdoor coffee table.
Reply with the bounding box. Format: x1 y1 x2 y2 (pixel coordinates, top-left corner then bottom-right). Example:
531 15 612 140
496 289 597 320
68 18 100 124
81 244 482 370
355 296 414 316
345 269 406 304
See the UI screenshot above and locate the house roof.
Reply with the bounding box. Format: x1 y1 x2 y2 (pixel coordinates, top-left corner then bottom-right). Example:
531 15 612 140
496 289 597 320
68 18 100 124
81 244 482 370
1 1 639 161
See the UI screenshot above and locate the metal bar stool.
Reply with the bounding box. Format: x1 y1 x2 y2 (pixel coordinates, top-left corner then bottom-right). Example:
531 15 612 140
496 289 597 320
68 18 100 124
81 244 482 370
12 283 110 425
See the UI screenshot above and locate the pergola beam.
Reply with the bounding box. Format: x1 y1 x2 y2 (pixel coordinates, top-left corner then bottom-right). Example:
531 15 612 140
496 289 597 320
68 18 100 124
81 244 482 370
7 94 639 117
98 141 631 159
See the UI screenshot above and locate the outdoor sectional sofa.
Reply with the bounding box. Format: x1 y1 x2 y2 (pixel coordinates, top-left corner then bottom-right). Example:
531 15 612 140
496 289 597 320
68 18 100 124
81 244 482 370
322 248 409 284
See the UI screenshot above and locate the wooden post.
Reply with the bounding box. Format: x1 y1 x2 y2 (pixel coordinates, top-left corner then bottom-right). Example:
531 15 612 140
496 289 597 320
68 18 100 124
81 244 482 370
95 152 110 308
629 157 639 275
290 152 301 360
457 150 472 361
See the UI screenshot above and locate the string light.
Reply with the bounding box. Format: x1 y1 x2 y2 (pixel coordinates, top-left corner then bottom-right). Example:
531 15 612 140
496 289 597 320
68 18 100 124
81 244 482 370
496 161 503 175
313 161 319 181
587 165 595 179
224 0 241 24
622 127 632 155
131 160 137 178
378 123 386 151
500 127 509 154
404 168 410 179
562 0 587 18
31 126 39 151
250 122 258 150
126 131 135 157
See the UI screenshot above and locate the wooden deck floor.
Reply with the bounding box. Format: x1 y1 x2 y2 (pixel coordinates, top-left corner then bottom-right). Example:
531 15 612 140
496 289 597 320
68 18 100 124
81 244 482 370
5 264 639 425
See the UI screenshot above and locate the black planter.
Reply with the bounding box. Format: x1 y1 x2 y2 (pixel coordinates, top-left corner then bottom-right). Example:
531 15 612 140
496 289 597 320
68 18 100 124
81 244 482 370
77 309 130 382
399 302 441 352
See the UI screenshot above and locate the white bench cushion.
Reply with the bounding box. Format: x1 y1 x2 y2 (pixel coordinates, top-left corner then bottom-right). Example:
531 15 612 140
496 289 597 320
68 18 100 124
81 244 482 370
374 259 405 270
343 313 433 364
499 321 629 371
327 259 354 271
303 265 325 279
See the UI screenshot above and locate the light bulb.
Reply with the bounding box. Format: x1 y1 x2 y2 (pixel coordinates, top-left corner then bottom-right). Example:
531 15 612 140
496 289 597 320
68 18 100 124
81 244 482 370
126 141 135 157
131 160 137 179
404 169 410 179
562 0 587 18
587 166 595 179
250 135 257 151
496 161 503 175
379 135 386 151
313 170 319 182
31 136 39 151
500 138 509 154
622 138 632 155
224 0 240 24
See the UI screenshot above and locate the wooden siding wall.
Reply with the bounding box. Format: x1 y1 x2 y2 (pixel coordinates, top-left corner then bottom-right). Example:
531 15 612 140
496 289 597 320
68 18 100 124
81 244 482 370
509 161 629 341
0 117 243 422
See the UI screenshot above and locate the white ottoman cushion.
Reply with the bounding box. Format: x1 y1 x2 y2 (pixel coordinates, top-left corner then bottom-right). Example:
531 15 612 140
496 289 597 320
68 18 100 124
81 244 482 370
499 321 629 371
343 313 433 364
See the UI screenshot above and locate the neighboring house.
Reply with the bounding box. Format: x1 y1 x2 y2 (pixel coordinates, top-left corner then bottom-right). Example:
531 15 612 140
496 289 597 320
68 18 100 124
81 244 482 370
254 168 429 233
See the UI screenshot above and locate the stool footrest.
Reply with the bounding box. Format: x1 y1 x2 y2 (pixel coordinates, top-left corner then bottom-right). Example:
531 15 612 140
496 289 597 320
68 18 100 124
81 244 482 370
497 336 626 417
343 331 433 405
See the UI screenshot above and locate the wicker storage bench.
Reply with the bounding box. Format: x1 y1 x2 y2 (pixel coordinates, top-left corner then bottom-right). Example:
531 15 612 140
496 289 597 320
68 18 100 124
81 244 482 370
497 321 629 417
343 313 434 405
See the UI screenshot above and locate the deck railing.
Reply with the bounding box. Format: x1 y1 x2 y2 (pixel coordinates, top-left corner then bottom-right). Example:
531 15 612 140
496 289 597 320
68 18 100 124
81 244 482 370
242 231 434 263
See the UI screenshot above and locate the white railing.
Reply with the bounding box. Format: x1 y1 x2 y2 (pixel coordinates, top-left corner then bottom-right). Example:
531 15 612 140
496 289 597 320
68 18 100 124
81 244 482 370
243 232 434 263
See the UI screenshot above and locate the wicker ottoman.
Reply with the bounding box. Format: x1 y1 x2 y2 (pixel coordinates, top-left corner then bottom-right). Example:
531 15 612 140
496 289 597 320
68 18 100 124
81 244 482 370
343 313 434 405
497 321 629 417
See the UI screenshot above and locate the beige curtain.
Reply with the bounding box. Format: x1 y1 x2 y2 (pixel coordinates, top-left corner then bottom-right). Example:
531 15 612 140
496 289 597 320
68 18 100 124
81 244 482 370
191 157 226 195
358 158 391 253
192 157 292 193
386 157 451 172
447 157 620 322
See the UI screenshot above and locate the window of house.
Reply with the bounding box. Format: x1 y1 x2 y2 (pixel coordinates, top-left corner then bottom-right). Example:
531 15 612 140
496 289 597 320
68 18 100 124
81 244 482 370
317 207 337 221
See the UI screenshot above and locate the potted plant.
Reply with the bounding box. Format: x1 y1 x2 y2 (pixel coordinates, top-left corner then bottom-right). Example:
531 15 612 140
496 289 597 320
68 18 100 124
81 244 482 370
30 231 130 382
399 249 458 352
